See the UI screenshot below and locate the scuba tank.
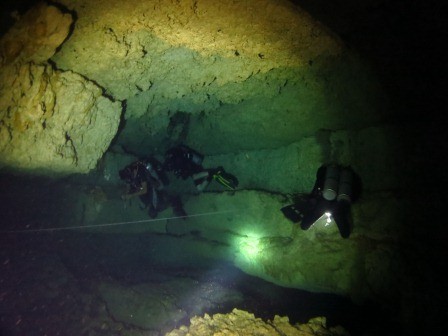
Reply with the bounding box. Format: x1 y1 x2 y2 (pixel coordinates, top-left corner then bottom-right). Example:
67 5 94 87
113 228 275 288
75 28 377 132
142 157 169 188
322 165 340 201
337 168 353 203
182 145 204 166
143 160 159 180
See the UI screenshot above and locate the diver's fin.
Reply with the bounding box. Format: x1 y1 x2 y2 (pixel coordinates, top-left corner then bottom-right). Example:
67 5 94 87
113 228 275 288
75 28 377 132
281 204 304 223
212 168 239 190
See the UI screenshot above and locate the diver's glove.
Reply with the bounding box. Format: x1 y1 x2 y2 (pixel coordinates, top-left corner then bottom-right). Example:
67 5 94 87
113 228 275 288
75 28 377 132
211 167 239 190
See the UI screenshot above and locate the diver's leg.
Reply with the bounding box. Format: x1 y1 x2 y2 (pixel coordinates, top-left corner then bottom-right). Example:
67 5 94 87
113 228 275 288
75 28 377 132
192 171 210 191
169 195 187 218
333 201 352 238
147 204 158 218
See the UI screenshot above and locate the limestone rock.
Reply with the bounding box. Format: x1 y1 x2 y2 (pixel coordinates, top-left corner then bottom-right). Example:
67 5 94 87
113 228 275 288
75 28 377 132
53 0 343 99
160 188 408 304
65 175 408 304
0 2 72 66
202 125 408 195
99 282 188 331
0 62 121 175
51 0 386 154
202 138 322 194
99 279 243 331
165 308 349 336
0 3 121 175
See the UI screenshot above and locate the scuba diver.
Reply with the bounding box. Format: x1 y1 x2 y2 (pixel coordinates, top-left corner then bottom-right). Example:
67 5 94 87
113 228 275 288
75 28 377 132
163 144 239 192
119 157 186 219
281 164 361 238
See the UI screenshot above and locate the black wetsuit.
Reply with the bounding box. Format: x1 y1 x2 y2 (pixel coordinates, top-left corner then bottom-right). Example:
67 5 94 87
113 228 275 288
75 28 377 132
283 165 361 238
127 162 160 212
164 145 204 179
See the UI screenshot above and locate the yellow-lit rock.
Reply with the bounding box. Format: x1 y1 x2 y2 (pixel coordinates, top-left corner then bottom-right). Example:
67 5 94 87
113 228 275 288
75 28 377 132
165 308 349 336
0 3 121 175
0 2 72 65
52 0 385 153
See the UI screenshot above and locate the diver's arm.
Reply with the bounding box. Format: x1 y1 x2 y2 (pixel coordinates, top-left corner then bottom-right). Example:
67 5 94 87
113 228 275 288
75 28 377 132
122 181 148 200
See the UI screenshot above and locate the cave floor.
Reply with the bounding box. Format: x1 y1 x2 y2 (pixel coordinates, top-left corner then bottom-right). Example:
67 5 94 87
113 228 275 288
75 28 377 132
0 230 393 336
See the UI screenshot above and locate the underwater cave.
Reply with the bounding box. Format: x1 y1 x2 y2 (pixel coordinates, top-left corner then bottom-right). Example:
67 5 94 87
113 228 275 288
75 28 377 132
0 0 446 335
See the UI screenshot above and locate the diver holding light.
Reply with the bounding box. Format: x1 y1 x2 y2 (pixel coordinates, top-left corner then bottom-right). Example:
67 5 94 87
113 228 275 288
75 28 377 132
281 164 362 238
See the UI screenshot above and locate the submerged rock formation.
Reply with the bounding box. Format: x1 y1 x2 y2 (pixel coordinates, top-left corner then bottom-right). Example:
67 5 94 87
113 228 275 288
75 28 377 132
0 3 121 175
165 308 349 336
99 279 244 331
51 0 386 154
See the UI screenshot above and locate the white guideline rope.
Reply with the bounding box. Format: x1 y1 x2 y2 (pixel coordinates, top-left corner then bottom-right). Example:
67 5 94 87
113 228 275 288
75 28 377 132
2 210 233 234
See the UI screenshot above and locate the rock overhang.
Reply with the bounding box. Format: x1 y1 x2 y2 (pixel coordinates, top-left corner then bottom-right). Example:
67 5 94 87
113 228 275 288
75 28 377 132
50 0 387 157
1 0 388 175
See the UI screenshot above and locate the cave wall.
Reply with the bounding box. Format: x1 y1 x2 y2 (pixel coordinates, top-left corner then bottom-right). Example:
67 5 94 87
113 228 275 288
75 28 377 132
50 0 387 156
0 0 411 317
0 3 121 175
1 0 389 176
